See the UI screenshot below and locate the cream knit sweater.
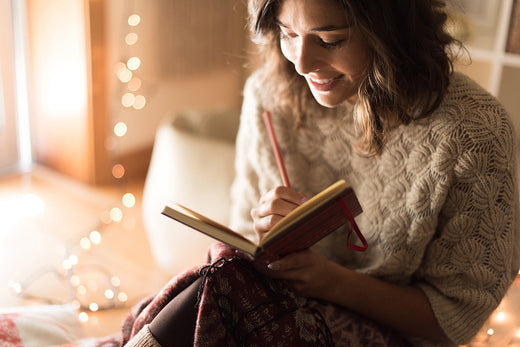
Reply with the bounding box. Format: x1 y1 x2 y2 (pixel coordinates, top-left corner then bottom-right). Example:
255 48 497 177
229 71 520 345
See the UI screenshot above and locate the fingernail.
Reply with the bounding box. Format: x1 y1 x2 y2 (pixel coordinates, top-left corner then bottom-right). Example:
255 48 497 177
267 262 280 270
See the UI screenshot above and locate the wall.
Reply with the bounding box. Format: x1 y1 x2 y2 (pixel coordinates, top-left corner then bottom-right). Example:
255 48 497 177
24 0 250 184
105 0 249 156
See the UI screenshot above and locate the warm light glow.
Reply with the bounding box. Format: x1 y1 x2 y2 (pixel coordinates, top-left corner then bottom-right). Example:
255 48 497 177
80 237 91 250
89 302 99 312
68 254 78 265
127 57 141 71
100 211 112 224
494 311 506 323
70 275 80 287
111 276 121 287
125 32 138 45
8 280 22 294
118 292 128 302
487 328 494 336
127 77 141 91
71 300 81 310
516 329 520 338
121 92 135 107
89 230 102 244
105 289 114 299
117 68 132 83
78 312 89 322
122 193 136 208
112 164 125 179
110 207 123 222
128 14 141 26
1 194 45 229
114 62 126 75
31 0 89 119
114 122 128 137
133 95 146 110
77 285 87 296
63 259 73 270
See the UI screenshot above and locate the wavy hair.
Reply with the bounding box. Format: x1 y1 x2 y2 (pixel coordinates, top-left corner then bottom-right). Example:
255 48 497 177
248 0 460 156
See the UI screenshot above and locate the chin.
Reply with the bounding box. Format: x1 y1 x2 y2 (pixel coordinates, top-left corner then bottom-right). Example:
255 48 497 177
308 85 355 108
311 92 344 108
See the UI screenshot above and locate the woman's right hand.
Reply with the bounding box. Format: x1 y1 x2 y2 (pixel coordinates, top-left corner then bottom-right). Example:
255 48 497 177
250 186 307 242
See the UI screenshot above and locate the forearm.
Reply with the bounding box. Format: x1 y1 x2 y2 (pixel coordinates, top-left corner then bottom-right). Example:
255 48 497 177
323 262 452 344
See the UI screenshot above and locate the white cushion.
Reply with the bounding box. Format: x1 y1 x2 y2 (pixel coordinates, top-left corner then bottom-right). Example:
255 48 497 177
142 115 236 274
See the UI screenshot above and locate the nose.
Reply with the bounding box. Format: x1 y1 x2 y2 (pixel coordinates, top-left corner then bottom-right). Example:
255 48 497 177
293 38 321 75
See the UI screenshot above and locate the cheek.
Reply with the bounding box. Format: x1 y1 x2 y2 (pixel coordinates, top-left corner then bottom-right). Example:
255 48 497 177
280 41 296 64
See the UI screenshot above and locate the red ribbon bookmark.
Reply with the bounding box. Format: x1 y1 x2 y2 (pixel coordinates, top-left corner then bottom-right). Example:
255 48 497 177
337 197 368 252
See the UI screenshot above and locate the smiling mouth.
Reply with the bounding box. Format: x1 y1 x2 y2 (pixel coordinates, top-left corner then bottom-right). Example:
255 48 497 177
307 75 343 92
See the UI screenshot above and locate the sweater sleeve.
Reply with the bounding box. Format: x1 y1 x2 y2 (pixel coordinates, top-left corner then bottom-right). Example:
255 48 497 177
415 102 520 345
229 70 290 241
124 324 161 347
228 71 270 240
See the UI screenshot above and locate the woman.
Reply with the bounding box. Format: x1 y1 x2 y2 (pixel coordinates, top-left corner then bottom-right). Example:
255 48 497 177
123 0 519 346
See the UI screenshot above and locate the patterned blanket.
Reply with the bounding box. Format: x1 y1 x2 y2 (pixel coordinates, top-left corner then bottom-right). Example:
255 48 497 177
1 243 407 346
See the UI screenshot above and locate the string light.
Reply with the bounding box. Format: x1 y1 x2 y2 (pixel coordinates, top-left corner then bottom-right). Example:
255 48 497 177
78 312 89 323
105 289 115 299
122 193 136 208
112 164 125 179
127 77 141 92
7 4 149 325
127 57 141 71
89 230 102 244
110 207 123 222
125 33 138 46
494 311 507 323
89 303 99 312
114 122 128 137
80 237 92 250
133 95 146 110
121 93 136 108
127 14 140 26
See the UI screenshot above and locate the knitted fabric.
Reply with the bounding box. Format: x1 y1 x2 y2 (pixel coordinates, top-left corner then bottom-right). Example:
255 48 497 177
229 71 520 345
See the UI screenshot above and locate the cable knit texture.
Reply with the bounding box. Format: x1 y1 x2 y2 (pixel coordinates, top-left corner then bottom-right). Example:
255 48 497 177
229 70 520 345
124 324 160 347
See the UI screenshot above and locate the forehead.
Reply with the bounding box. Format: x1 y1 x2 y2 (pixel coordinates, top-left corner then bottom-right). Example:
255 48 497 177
277 0 348 29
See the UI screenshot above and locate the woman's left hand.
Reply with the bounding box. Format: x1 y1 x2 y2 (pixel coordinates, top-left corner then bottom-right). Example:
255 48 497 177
255 248 339 300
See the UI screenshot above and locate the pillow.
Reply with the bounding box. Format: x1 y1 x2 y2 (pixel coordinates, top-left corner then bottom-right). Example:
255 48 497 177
0 304 83 347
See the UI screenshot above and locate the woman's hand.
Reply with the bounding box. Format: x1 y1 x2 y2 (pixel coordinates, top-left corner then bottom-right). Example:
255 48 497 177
256 248 339 300
250 186 306 241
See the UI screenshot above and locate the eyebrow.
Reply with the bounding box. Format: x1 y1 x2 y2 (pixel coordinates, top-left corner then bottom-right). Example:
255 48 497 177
275 19 350 32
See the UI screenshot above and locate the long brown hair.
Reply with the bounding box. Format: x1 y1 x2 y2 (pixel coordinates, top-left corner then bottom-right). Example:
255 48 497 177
248 0 460 156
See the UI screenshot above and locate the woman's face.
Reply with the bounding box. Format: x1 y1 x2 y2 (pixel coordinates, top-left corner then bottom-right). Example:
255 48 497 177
277 0 370 107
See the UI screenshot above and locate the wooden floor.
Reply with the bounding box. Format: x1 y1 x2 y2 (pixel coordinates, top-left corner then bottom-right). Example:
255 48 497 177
0 166 170 338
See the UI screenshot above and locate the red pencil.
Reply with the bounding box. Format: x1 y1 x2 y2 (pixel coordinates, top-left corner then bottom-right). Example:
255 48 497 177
262 111 291 188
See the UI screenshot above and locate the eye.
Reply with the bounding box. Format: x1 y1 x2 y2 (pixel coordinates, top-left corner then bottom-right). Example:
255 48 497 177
318 38 345 49
279 29 297 41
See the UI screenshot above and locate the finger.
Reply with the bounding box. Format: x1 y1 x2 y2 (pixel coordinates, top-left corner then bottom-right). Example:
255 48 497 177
254 199 300 219
267 249 312 271
254 214 284 240
265 186 307 206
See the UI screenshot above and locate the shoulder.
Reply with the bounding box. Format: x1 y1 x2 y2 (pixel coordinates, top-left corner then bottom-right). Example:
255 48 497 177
242 68 269 104
428 72 516 153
